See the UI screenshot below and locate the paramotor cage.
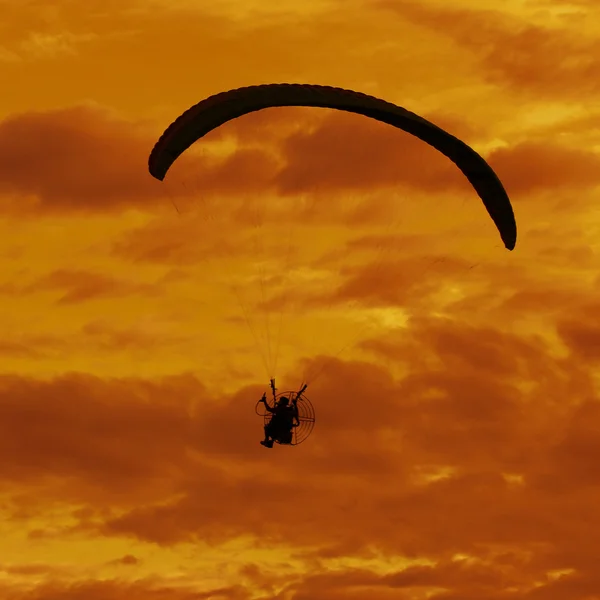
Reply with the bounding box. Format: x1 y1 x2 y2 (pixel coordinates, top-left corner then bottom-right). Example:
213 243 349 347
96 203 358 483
255 391 315 446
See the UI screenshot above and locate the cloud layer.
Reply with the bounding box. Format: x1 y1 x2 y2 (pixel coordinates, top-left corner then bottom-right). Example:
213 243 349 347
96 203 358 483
0 0 599 598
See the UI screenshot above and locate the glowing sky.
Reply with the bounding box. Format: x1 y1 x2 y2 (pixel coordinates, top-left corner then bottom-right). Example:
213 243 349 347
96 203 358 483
1 0 600 598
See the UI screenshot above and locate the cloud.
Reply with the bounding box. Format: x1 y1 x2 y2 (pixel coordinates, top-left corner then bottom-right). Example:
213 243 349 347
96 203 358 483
274 110 471 196
106 554 139 566
24 269 161 304
109 214 247 265
17 32 98 60
2 2 600 598
0 578 250 600
0 340 41 358
0 373 204 504
0 98 547 221
557 310 600 361
0 106 162 212
378 1 600 100
0 288 599 597
488 141 600 196
0 105 275 215
80 318 192 352
324 255 475 307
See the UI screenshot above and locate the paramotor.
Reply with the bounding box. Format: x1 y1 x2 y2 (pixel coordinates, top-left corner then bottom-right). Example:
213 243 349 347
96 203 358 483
255 380 315 446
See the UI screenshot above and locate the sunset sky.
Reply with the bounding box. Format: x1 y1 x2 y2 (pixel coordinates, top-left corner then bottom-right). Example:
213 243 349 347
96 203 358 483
1 0 600 598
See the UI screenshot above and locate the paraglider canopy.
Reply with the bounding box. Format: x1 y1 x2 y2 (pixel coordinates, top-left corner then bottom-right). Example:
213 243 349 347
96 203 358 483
148 83 517 250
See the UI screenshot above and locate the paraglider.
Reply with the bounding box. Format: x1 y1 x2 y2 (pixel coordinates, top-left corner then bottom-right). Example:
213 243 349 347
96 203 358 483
148 83 517 250
147 83 518 448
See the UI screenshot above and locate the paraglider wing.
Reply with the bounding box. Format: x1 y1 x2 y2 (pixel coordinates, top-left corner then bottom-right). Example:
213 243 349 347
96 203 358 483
148 84 516 250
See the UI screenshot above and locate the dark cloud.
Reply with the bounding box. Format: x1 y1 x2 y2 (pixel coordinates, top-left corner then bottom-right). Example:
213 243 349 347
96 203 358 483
557 317 600 361
0 578 249 600
25 268 162 304
106 554 139 566
275 110 471 196
0 299 594 563
0 106 161 212
0 273 599 596
489 142 600 196
3 96 595 231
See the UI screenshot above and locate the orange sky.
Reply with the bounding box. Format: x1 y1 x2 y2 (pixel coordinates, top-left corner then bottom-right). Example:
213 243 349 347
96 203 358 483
1 0 600 598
